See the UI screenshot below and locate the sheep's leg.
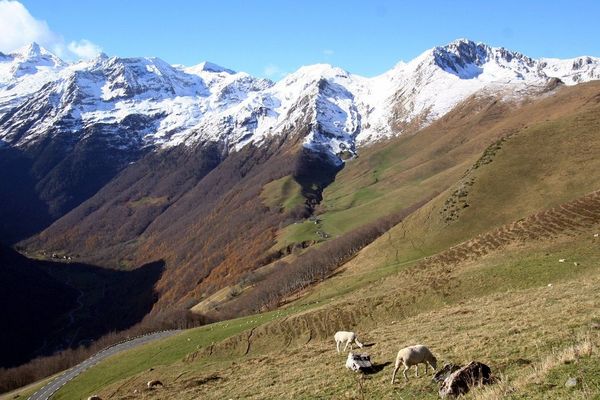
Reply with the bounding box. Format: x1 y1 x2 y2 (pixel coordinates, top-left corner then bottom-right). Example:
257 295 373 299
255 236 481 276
415 364 419 377
403 365 409 380
425 363 428 374
336 340 340 353
343 340 349 352
391 365 399 384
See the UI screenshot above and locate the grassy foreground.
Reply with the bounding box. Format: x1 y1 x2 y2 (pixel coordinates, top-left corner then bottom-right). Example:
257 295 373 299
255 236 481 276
49 302 322 400
46 223 600 399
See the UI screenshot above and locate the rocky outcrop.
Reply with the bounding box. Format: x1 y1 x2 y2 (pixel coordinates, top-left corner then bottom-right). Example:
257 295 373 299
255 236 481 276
432 363 461 383
438 361 493 398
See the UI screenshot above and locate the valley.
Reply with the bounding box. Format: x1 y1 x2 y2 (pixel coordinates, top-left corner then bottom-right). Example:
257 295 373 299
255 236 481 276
1 36 600 399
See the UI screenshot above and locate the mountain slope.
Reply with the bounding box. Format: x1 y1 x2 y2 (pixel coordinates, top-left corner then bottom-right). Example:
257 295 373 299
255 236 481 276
1 39 599 245
40 80 600 400
25 126 340 309
307 80 600 301
12 42 600 312
208 79 600 315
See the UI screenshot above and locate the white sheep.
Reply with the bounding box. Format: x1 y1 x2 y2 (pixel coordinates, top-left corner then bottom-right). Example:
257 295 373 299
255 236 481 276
391 345 437 383
147 380 163 389
334 331 364 353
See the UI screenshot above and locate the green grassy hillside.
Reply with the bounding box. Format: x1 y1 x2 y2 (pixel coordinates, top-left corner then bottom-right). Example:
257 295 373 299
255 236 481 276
38 82 600 400
271 82 600 252
334 82 600 282
261 175 305 212
51 218 600 399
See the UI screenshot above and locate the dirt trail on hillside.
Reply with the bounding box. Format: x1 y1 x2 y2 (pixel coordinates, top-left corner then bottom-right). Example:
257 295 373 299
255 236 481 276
430 190 600 267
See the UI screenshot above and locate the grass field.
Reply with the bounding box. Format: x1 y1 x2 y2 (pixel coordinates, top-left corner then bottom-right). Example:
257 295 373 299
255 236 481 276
48 196 600 400
261 175 305 213
50 302 323 400
34 82 600 399
68 231 600 399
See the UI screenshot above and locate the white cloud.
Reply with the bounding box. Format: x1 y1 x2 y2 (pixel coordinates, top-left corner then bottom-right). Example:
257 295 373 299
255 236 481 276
0 0 101 60
68 39 102 60
263 64 287 79
0 0 58 51
322 49 335 56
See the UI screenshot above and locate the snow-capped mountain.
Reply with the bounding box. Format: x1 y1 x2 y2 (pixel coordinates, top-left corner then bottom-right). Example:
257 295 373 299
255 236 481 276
0 43 65 112
1 39 600 162
0 42 64 81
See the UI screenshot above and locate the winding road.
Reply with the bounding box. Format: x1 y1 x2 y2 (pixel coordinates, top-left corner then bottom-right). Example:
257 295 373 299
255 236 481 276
28 330 181 400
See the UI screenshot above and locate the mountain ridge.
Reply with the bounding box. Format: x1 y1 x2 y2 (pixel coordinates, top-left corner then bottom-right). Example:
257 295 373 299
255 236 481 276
2 38 600 160
2 38 599 246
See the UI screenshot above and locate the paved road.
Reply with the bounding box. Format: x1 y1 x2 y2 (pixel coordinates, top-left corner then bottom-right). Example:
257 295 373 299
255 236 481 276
28 330 181 400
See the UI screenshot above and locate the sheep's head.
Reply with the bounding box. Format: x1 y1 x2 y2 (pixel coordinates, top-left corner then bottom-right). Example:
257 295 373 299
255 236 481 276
430 356 438 370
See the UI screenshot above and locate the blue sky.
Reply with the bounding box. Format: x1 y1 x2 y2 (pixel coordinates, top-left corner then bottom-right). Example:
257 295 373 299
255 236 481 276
3 0 600 79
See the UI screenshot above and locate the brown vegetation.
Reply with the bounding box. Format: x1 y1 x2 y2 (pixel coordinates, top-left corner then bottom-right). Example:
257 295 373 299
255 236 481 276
25 134 301 308
218 196 433 316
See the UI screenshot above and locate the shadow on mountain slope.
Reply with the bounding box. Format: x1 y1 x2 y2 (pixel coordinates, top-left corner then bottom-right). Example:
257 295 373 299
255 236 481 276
0 133 150 245
0 244 164 368
0 142 52 244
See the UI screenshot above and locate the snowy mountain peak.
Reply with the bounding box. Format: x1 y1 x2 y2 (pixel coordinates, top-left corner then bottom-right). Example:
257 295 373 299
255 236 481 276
89 55 209 101
429 39 536 79
94 52 109 61
1 39 600 164
539 55 600 84
195 61 235 74
437 39 487 60
0 42 64 82
11 42 63 65
0 43 64 106
14 42 43 58
284 64 350 83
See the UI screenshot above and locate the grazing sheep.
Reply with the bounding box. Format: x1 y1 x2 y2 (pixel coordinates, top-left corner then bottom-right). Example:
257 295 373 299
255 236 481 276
334 331 364 353
345 352 373 372
88 396 102 400
147 380 164 389
391 345 437 383
558 259 566 263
